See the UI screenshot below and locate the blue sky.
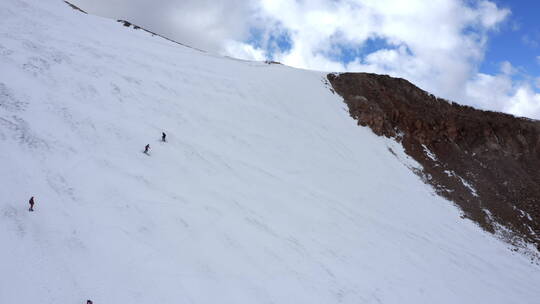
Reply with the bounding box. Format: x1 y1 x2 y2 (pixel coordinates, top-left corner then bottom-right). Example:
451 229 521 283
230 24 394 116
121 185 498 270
481 0 540 77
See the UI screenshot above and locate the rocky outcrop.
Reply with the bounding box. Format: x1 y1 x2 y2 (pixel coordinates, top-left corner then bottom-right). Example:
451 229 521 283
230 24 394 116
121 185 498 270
64 1 87 14
116 20 206 52
328 72 540 256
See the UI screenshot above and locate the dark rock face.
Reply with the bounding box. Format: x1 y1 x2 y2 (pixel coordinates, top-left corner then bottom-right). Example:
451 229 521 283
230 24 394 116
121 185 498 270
64 1 87 14
328 72 540 254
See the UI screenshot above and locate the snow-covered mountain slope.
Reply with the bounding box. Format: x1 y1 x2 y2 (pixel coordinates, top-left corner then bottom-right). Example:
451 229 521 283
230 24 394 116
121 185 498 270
1 1 539 303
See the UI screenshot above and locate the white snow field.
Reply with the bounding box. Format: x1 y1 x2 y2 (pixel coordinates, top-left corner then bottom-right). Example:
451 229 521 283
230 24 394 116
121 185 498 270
1 0 539 303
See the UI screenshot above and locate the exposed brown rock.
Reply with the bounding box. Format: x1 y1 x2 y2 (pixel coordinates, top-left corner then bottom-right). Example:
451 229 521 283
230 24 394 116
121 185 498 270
328 72 540 255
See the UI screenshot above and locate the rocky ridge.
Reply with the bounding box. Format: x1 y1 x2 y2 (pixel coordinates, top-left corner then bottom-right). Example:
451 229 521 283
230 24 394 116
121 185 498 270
328 72 540 259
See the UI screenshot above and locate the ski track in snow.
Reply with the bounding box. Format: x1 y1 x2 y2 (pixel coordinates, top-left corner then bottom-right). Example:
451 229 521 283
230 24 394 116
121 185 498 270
1 0 539 303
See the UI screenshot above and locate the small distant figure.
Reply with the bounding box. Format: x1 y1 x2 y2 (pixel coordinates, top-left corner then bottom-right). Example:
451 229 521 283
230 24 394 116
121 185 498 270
162 132 167 142
144 144 150 154
28 196 35 212
87 300 93 304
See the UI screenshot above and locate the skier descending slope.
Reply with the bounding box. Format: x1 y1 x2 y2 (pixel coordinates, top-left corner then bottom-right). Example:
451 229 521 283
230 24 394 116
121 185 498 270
143 144 150 155
162 132 167 142
28 196 35 212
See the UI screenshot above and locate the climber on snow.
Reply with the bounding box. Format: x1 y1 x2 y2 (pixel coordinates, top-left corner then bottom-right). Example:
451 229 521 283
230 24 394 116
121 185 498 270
162 132 167 142
28 196 35 212
144 144 150 154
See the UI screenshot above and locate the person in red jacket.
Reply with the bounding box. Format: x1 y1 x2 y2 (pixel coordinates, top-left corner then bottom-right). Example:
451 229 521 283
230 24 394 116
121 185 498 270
28 196 35 212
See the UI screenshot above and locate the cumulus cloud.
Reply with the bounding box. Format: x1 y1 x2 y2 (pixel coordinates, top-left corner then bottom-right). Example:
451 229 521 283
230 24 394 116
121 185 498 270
500 61 517 75
248 0 512 107
508 86 540 119
465 62 540 119
224 41 266 61
71 0 540 120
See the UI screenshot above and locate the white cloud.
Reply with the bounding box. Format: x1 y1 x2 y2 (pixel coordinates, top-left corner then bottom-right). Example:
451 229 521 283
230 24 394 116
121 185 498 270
465 72 540 119
507 85 540 119
250 0 512 106
466 72 514 111
223 41 267 61
500 61 517 75
475 0 510 28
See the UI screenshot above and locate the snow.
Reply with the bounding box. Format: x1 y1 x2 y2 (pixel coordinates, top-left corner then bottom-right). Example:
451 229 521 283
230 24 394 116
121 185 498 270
422 144 437 162
1 0 540 303
444 170 479 197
